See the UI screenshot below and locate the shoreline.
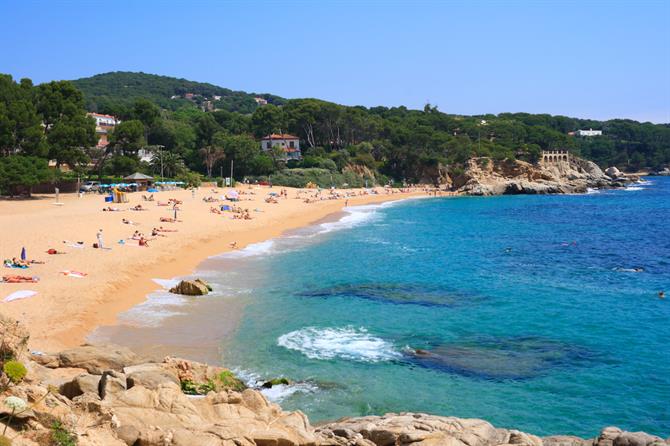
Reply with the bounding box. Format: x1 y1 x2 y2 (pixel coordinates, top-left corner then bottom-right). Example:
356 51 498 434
88 194 431 364
0 186 430 352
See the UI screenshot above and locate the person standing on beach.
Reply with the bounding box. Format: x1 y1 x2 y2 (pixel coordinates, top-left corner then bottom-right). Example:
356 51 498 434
96 229 104 249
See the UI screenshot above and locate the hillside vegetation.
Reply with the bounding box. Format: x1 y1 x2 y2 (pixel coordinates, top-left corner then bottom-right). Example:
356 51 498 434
1 71 669 194
72 71 285 115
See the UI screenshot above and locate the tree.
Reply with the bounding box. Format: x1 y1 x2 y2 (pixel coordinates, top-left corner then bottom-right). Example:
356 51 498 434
0 155 51 196
35 80 85 131
251 104 287 138
46 114 97 168
109 120 145 156
199 131 226 178
221 134 261 177
0 74 45 157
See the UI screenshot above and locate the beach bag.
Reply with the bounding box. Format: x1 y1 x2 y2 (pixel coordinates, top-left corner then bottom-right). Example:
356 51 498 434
93 243 99 249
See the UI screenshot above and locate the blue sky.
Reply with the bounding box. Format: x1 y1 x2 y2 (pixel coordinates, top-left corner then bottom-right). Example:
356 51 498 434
2 0 669 122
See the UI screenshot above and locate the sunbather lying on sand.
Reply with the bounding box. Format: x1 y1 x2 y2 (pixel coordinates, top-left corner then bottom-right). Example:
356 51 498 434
156 226 177 232
102 206 122 211
160 217 181 223
122 218 139 225
156 201 169 206
2 275 39 283
151 228 167 237
46 248 66 255
210 207 222 214
4 258 29 268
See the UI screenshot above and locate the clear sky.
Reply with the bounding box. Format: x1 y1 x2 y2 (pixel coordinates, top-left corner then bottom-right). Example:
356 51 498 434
2 0 669 123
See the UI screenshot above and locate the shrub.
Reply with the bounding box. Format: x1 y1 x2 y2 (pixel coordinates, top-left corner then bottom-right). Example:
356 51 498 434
3 361 27 384
218 371 246 391
51 422 77 446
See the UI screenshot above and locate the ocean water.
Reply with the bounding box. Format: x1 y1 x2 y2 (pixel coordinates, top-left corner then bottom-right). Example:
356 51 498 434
97 178 670 438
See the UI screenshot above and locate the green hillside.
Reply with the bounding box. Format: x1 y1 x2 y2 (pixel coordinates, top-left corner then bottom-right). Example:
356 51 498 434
71 71 286 115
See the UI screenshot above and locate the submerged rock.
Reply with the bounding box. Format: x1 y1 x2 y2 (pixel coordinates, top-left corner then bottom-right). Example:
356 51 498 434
300 283 481 307
406 336 598 380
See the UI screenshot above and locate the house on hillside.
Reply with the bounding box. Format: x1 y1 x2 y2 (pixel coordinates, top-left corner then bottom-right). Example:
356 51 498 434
254 97 268 106
260 134 301 161
87 113 119 148
575 128 603 137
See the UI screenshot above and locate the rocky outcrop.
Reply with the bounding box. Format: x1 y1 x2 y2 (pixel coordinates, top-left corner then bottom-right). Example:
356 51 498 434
318 414 669 446
169 278 212 296
649 167 670 176
0 315 667 446
452 157 633 196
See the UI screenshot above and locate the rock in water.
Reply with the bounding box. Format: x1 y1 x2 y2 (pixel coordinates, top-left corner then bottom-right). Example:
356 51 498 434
605 166 623 178
169 279 210 295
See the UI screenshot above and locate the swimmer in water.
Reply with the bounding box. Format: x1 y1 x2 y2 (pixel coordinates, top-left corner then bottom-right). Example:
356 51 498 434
659 291 665 299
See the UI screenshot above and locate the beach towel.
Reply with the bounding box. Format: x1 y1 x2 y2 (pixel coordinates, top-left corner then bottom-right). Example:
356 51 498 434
3 290 37 302
60 270 87 278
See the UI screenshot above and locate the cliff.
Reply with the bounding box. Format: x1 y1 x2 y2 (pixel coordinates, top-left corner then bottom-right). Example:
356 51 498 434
452 157 633 196
0 316 666 446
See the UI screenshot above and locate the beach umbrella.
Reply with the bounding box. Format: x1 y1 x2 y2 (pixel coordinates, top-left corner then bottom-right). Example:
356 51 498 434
20 247 26 261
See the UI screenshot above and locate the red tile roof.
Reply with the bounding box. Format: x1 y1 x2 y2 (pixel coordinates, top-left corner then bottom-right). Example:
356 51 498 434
262 134 299 140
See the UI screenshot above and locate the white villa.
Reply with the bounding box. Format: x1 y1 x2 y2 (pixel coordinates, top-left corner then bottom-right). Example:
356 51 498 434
575 128 603 137
260 134 302 161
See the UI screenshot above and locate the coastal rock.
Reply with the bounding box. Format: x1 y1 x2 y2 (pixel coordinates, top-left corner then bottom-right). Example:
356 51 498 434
58 344 142 374
0 314 30 361
605 166 623 178
169 279 211 296
453 156 632 196
59 373 101 399
99 370 127 400
125 363 180 390
317 413 504 446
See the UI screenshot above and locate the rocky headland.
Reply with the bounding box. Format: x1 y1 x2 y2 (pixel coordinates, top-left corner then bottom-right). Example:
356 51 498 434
0 315 667 446
451 156 635 196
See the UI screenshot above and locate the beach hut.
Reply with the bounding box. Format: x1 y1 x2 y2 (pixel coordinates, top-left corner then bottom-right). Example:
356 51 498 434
124 173 154 191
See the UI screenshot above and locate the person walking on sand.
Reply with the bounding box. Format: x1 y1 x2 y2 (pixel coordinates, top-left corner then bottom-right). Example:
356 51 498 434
96 229 104 249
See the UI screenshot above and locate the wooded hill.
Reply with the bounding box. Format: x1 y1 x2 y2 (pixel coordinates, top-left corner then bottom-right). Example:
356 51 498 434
72 71 286 115
70 72 670 175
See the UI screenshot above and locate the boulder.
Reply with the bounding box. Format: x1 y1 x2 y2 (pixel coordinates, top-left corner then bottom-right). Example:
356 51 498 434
58 344 142 374
99 370 127 400
59 373 101 399
125 365 180 390
605 166 622 178
169 279 210 296
0 314 30 361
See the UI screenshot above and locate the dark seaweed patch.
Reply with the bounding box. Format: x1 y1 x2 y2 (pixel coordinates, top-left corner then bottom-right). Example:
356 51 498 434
299 283 481 307
404 336 600 380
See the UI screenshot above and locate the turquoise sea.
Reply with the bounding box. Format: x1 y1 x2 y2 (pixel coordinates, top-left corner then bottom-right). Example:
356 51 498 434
97 177 670 438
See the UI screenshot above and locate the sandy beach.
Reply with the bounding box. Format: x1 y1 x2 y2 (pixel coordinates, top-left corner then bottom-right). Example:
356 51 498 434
0 185 428 352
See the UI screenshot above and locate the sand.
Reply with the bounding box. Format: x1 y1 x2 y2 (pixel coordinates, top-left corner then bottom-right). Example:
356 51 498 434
0 185 428 352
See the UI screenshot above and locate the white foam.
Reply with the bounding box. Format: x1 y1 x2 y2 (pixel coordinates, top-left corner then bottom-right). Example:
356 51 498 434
277 326 401 362
586 188 600 195
260 382 318 402
211 239 276 259
152 278 181 289
624 186 645 191
233 369 318 402
117 292 188 326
